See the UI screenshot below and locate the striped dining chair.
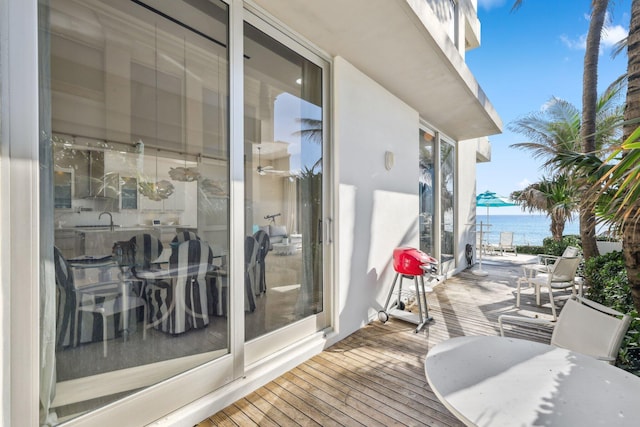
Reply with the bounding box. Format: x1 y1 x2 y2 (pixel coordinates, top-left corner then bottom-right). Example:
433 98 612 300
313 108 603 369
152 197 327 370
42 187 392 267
145 240 212 334
253 229 271 295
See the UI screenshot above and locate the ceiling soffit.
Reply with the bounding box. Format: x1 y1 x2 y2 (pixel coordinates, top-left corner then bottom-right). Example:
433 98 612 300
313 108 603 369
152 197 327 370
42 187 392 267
250 0 503 141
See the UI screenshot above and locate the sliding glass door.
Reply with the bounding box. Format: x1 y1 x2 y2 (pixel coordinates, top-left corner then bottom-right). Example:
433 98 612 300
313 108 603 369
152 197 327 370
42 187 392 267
39 0 329 423
41 0 231 421
440 138 456 273
419 127 456 273
243 16 328 363
419 128 435 257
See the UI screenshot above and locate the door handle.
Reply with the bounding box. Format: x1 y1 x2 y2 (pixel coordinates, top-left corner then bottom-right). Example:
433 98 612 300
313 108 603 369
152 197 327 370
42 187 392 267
324 217 333 244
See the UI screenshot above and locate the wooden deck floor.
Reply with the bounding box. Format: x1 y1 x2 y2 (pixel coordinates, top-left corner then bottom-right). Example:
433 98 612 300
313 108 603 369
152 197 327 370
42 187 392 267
198 256 558 426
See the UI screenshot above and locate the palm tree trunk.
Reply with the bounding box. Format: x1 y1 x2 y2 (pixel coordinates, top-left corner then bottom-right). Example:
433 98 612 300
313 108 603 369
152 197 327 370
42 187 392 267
625 0 640 142
623 0 640 312
579 0 608 260
622 221 640 311
550 218 565 241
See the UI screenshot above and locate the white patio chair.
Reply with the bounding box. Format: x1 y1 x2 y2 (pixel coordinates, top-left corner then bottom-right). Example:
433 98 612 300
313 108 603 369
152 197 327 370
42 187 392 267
499 296 631 364
516 256 582 320
534 245 580 273
517 245 581 291
497 231 517 256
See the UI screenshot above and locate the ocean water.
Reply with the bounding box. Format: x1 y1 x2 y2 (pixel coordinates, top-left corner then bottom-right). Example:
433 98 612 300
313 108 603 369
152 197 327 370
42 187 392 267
477 214 580 247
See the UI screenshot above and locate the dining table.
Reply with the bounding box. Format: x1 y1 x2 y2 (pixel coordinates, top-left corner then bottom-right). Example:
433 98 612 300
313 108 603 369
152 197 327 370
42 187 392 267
424 335 640 427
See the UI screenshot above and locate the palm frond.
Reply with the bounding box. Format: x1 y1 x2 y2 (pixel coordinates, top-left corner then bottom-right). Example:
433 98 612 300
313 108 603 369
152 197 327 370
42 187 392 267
611 37 627 59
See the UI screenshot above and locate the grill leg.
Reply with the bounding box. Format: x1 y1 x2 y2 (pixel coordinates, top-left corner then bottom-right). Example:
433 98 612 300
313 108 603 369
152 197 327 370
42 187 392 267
382 273 400 313
412 275 433 333
419 275 432 322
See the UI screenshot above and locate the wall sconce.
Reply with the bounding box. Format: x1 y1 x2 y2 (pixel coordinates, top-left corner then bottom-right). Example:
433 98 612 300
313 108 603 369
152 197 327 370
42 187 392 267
384 151 394 171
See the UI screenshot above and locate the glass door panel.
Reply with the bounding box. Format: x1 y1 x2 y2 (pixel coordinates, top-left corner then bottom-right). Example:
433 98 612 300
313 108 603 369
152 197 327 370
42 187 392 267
419 129 435 256
440 140 456 272
42 0 230 421
243 22 324 344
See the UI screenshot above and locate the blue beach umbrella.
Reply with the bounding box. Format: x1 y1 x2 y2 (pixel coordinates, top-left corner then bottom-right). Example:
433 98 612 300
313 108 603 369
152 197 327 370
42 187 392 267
476 190 516 225
473 191 517 276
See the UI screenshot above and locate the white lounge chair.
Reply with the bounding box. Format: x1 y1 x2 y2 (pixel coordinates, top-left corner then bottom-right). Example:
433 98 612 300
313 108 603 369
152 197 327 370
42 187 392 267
497 231 517 256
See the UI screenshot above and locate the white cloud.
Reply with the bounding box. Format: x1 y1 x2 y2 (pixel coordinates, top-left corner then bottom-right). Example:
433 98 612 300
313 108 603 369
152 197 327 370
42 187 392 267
477 0 507 10
517 178 531 189
560 12 627 52
560 33 586 50
601 24 627 48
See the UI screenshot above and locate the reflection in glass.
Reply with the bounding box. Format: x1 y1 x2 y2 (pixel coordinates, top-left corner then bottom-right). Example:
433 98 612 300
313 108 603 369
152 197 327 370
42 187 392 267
419 129 435 256
243 23 323 342
41 0 229 421
440 141 456 269
54 168 73 209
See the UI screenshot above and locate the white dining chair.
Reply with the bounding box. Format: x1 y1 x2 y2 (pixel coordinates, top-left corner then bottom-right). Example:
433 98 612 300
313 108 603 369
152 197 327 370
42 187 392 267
499 296 631 364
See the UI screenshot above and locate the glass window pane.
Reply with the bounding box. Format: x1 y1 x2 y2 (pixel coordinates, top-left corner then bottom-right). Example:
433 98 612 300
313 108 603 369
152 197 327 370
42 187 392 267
440 140 455 268
243 22 323 341
419 129 435 256
41 0 229 420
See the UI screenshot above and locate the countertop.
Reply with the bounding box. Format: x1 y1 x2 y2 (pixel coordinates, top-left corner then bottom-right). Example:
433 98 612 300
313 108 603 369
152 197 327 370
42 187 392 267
57 225 193 233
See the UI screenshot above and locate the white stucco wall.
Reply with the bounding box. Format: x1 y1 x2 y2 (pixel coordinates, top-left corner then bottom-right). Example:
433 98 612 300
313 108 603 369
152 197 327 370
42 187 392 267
333 56 420 338
456 137 479 270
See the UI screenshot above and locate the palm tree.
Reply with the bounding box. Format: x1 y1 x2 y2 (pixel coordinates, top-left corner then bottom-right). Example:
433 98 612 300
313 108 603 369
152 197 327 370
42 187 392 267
508 83 625 229
598 0 640 311
556 0 640 312
624 0 640 144
508 80 625 168
578 0 610 260
511 0 612 259
510 174 580 241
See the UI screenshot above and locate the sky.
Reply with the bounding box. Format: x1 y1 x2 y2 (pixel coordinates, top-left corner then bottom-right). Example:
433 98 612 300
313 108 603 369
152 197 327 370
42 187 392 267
466 0 630 215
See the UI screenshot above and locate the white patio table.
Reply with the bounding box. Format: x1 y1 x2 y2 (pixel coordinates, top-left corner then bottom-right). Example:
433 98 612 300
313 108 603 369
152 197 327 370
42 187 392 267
424 335 640 427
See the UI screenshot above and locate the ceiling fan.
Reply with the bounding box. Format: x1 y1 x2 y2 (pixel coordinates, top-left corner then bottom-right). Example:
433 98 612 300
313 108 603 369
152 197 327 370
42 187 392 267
256 146 287 176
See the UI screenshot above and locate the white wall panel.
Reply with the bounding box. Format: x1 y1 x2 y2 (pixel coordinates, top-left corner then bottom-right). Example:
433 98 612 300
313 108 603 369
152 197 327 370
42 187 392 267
333 56 419 337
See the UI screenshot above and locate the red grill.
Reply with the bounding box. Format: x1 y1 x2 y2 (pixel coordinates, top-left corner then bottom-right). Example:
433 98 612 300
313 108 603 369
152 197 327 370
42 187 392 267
393 247 438 276
379 247 440 333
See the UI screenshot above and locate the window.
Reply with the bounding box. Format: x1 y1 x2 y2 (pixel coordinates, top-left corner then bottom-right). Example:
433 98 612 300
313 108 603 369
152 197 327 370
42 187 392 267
419 128 435 255
41 0 230 420
440 138 455 269
243 22 324 341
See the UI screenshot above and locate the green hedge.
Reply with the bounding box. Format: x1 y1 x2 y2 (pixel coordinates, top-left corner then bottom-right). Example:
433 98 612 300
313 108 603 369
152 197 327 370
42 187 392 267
515 245 544 255
516 235 582 256
583 251 640 373
542 235 581 256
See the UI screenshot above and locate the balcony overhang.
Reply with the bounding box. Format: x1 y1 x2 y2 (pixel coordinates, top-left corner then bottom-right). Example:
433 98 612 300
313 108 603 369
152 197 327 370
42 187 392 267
475 137 492 163
251 0 502 141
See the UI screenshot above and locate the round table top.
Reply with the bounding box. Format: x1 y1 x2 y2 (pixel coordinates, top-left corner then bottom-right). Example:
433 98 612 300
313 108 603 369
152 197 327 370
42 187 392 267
425 336 640 427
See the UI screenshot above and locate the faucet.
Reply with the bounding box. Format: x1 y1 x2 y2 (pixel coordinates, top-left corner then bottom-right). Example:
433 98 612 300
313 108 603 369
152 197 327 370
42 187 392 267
99 211 114 231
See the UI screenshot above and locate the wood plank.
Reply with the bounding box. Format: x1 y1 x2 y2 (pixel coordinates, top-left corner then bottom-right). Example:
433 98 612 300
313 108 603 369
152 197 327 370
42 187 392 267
288 365 401 425
273 373 377 427
258 382 323 426
243 390 299 427
299 356 459 426
199 257 554 426
315 344 459 424
221 402 258 427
